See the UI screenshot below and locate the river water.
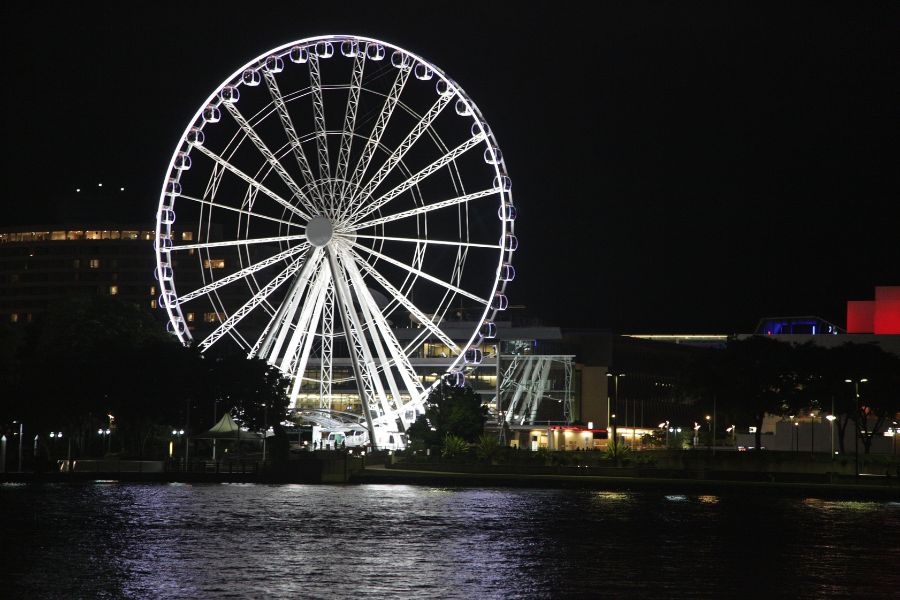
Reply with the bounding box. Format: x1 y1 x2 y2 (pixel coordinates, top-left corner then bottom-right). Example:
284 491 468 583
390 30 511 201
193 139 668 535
1 483 898 599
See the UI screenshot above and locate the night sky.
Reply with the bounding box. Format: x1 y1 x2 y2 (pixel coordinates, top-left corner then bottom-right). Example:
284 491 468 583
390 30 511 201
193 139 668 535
3 2 897 333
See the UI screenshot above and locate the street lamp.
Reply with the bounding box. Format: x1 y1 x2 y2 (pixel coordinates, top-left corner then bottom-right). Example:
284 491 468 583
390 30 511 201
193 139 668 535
844 378 868 478
726 425 736 446
97 428 111 455
693 422 701 448
606 372 625 448
825 414 836 460
659 421 669 448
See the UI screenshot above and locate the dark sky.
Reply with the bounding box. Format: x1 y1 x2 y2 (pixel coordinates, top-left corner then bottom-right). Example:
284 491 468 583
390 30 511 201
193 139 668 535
3 2 897 333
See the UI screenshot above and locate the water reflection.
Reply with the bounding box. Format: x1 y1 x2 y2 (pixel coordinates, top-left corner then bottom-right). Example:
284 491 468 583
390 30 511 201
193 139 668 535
1 484 898 599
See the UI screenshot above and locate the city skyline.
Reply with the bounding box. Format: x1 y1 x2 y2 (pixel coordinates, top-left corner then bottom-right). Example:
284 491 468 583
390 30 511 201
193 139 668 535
3 2 897 333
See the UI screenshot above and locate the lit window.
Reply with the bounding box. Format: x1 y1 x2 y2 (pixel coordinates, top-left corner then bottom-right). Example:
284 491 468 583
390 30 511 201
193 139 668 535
109 231 120 240
141 231 155 240
203 312 224 323
150 299 157 309
89 259 100 269
51 231 66 241
150 285 156 295
109 285 119 296
67 231 84 240
9 313 18 323
182 231 193 241
186 313 195 322
85 230 101 240
203 259 225 269
121 231 138 240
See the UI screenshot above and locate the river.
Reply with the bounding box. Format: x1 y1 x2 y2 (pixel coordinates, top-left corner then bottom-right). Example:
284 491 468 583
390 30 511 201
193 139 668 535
2 483 898 598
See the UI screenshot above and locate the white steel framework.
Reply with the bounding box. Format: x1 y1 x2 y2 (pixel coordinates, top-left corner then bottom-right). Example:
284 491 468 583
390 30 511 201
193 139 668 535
154 35 516 449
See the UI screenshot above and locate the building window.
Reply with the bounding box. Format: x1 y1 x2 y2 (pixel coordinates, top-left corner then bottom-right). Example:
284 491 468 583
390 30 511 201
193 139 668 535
109 230 121 240
51 231 66 241
85 230 101 240
9 313 18 323
67 230 84 240
89 259 100 269
182 231 193 241
150 285 156 295
203 259 225 269
203 312 224 323
141 231 155 240
186 312 195 322
150 299 157 309
109 285 119 296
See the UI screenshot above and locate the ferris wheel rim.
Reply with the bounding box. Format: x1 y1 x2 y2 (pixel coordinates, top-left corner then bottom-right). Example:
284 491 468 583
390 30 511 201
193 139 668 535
154 34 516 435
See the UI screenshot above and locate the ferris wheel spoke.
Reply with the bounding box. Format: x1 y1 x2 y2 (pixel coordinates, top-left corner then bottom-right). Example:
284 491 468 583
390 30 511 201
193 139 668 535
193 144 312 222
259 248 325 361
339 254 406 415
319 281 335 407
346 248 461 355
263 70 325 209
345 67 411 212
327 249 387 447
176 243 309 305
175 193 303 228
198 254 306 352
308 55 332 203
280 262 330 375
170 234 306 252
222 101 319 218
342 251 426 410
348 93 454 212
348 240 489 306
348 134 485 226
334 51 366 209
346 187 502 231
352 234 501 250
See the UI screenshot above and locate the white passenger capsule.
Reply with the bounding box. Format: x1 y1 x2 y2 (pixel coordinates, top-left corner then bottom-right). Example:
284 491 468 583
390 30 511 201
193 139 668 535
202 106 221 123
158 292 177 308
503 234 518 252
315 41 334 58
186 128 204 146
174 153 191 171
455 98 472 116
242 69 261 86
499 263 516 281
159 209 176 224
492 293 508 311
154 236 173 251
498 204 517 221
436 79 454 97
493 175 512 191
289 46 309 63
155 263 174 281
481 321 497 339
484 147 503 165
465 348 483 365
444 370 465 387
265 56 284 73
391 51 412 70
341 40 359 57
166 317 186 335
220 85 239 103
414 63 433 80
471 121 490 138
165 179 182 196
366 43 385 61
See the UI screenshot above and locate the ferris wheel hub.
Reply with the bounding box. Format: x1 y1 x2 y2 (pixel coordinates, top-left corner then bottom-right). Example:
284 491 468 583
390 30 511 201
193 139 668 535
306 216 334 247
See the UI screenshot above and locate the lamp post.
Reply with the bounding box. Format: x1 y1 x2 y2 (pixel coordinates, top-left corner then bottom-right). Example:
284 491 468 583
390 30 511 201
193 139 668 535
693 422 700 448
606 373 625 448
659 421 669 448
844 378 867 479
793 421 799 453
726 425 736 447
14 421 23 472
97 428 111 455
825 414 836 462
705 415 712 450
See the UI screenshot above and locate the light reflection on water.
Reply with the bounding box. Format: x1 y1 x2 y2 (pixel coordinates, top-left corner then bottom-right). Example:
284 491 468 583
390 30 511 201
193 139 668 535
1 483 899 599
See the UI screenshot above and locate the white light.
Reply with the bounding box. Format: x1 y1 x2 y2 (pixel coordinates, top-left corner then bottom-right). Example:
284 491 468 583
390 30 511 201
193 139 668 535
587 422 593 430
172 430 177 435
179 430 184 435
76 188 81 192
98 183 103 187
120 187 125 191
50 433 55 438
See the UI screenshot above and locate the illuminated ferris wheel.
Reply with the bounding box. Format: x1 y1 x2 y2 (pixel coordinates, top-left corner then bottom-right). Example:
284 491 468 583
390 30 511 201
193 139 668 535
154 35 516 448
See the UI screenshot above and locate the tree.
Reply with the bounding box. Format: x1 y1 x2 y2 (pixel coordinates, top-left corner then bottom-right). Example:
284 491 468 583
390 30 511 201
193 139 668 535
406 383 486 451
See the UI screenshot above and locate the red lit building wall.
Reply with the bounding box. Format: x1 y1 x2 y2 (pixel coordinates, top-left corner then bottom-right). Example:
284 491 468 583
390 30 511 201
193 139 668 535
846 286 900 334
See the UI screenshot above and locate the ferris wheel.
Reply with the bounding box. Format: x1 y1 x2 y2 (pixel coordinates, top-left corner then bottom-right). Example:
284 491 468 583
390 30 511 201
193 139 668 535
154 34 516 449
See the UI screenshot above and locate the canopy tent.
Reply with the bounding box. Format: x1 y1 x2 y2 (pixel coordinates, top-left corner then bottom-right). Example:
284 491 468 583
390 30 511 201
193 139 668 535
192 412 261 442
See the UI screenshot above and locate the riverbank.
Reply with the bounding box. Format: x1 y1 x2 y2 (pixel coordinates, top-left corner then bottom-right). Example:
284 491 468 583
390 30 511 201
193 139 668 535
3 464 898 501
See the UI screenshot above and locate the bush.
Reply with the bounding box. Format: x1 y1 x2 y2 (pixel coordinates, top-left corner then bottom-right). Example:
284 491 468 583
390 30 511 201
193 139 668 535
441 433 469 458
475 434 501 462
604 442 631 461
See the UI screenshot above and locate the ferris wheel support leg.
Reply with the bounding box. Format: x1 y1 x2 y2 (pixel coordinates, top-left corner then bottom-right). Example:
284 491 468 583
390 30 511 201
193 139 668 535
326 247 379 451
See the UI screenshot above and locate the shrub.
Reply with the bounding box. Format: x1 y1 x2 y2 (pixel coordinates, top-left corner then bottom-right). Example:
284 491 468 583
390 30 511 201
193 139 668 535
441 433 469 458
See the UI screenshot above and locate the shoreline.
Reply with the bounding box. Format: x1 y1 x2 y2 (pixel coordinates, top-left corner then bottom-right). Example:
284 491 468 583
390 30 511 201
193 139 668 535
3 467 899 501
